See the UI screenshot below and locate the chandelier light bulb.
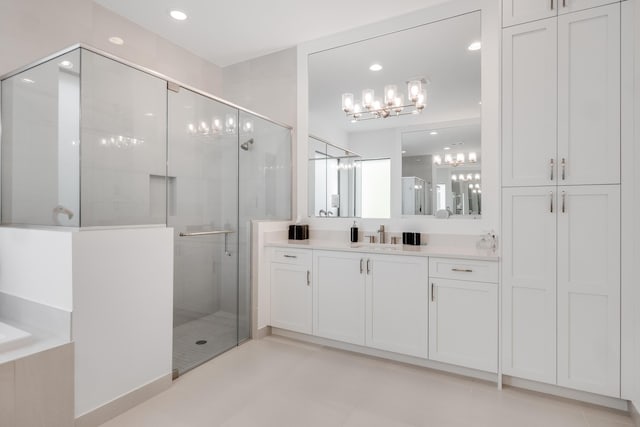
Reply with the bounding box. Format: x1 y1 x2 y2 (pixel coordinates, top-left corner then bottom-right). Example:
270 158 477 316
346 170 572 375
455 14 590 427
242 119 253 133
408 80 422 103
342 93 354 113
393 95 404 114
469 152 477 162
225 114 236 134
457 153 465 163
469 184 474 189
416 89 427 111
213 118 222 132
445 154 453 164
433 155 442 165
475 173 481 180
362 89 375 109
372 99 382 111
451 174 457 181
475 183 480 189
384 85 397 106
353 103 362 118
458 174 465 181
467 173 473 180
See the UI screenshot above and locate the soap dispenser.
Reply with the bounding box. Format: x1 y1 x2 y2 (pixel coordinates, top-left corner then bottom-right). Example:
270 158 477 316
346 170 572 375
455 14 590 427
350 221 359 243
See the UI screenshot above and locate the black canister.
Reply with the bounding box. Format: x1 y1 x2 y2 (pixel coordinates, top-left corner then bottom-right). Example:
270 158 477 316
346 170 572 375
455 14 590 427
350 221 358 243
402 232 421 246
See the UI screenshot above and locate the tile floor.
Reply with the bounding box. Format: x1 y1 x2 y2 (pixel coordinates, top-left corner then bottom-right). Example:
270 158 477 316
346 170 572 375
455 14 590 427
172 310 237 374
102 335 634 427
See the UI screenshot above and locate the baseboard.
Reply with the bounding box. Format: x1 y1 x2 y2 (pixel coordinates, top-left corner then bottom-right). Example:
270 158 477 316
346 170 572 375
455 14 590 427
254 326 272 339
271 327 498 383
502 376 628 411
74 373 172 427
630 401 640 427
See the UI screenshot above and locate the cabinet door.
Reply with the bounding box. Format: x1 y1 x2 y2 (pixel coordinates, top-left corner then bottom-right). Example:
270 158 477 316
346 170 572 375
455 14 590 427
270 263 312 334
557 185 620 396
503 0 557 27
558 4 620 185
429 278 498 372
502 187 557 384
502 19 558 187
559 0 619 15
366 255 428 358
313 251 366 345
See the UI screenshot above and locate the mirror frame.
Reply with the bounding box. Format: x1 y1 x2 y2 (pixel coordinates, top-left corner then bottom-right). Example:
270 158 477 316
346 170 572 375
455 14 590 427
297 0 500 234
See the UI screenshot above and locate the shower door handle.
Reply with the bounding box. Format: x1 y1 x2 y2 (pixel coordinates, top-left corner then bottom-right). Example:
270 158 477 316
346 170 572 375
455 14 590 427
179 229 235 256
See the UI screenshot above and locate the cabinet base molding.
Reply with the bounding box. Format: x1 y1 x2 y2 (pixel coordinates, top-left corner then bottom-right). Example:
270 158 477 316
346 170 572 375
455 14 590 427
74 373 172 427
502 376 627 411
630 402 640 427
271 328 498 383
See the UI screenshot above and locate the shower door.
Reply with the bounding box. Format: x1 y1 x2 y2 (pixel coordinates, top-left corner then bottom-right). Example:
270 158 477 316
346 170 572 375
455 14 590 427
168 87 239 375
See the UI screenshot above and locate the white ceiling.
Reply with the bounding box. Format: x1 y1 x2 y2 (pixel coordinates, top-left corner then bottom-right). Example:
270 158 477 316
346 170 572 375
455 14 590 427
401 123 481 157
93 0 451 67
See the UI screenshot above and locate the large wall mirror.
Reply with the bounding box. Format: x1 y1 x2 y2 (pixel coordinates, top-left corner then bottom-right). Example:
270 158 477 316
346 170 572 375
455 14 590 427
308 10 481 219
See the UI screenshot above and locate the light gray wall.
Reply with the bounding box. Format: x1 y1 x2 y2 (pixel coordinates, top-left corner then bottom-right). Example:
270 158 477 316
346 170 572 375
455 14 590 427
0 0 223 94
221 47 297 128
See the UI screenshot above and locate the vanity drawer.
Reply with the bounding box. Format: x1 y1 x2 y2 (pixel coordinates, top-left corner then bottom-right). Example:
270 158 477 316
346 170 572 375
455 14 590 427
270 248 312 266
429 258 498 283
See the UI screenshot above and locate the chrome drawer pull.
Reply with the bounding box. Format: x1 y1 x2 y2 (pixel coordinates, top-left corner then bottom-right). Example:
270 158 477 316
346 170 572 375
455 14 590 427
431 283 435 302
307 270 311 286
283 255 297 259
452 268 473 273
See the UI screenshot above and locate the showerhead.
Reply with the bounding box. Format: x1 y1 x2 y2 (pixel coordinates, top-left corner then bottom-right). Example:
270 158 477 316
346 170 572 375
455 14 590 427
240 138 254 151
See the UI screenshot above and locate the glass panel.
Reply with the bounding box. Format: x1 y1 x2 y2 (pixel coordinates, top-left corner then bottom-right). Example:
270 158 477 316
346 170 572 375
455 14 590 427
238 111 292 341
308 136 327 217
1 49 80 226
168 87 239 375
80 49 167 226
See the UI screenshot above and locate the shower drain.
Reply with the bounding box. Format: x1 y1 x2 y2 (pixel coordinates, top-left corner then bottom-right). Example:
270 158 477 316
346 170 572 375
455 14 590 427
195 340 207 345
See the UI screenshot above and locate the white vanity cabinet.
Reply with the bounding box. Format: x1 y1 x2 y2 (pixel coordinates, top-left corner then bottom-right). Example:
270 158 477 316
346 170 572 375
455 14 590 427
269 248 313 334
502 0 619 27
365 254 429 358
428 258 499 373
502 2 621 187
313 250 367 345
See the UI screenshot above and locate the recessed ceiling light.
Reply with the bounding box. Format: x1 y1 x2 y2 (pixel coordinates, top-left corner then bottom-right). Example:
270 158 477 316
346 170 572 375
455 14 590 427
369 63 383 72
59 60 73 69
21 78 35 84
109 36 124 45
170 10 188 21
430 131 438 135
468 41 481 51
402 150 407 154
443 146 451 150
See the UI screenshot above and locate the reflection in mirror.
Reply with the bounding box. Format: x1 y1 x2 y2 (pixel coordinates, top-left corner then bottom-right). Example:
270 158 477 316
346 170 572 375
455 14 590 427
401 123 481 217
308 11 481 219
307 135 361 217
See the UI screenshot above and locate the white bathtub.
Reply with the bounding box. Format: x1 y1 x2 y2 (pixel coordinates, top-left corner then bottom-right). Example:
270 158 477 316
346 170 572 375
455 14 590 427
0 322 31 352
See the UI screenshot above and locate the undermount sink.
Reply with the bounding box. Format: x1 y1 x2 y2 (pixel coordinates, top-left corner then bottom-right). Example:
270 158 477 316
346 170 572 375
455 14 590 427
351 243 402 251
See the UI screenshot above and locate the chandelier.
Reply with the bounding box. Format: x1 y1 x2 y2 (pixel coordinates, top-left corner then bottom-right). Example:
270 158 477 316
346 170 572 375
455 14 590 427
187 115 253 137
341 79 427 122
433 151 477 167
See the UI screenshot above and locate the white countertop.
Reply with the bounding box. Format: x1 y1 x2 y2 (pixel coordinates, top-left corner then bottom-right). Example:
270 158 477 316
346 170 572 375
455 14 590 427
265 240 499 261
0 318 69 365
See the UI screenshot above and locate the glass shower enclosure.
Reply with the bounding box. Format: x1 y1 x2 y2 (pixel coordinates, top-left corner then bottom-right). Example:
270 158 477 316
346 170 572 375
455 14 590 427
0 46 292 376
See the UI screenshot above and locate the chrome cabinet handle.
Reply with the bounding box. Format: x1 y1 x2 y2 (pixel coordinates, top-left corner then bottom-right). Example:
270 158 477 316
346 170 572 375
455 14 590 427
283 255 297 259
550 192 554 213
307 270 311 286
452 268 473 273
562 191 566 213
360 258 364 274
431 283 435 302
366 259 371 275
561 158 566 180
550 158 555 181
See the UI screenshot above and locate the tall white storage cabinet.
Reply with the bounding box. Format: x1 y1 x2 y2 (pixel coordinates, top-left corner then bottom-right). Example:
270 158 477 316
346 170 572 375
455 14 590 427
502 187 557 383
502 0 622 397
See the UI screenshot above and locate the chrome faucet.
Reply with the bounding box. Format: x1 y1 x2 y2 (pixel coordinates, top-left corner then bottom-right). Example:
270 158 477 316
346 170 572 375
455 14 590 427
319 209 327 217
378 225 385 244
